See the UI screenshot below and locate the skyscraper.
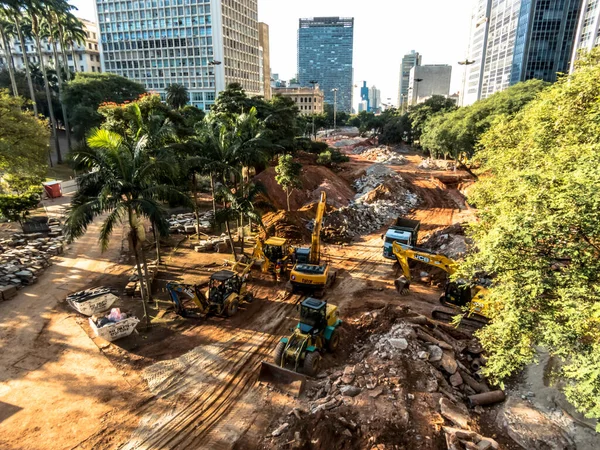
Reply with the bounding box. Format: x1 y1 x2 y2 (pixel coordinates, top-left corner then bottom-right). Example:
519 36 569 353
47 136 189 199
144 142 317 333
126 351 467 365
369 85 381 112
298 17 354 113
360 81 370 111
570 0 600 70
95 0 261 110
461 0 492 106
408 65 452 105
511 0 582 85
398 50 421 109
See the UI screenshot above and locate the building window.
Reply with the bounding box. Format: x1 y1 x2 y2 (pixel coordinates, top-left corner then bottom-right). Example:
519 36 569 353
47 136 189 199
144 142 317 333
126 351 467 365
92 66 96 72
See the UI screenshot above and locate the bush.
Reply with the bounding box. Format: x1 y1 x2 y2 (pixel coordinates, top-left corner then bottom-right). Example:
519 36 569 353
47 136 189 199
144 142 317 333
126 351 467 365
317 149 349 166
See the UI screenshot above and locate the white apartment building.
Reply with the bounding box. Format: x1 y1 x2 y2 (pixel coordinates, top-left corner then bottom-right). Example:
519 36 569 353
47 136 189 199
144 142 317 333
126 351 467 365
0 18 102 75
95 0 261 111
571 0 600 70
408 65 452 105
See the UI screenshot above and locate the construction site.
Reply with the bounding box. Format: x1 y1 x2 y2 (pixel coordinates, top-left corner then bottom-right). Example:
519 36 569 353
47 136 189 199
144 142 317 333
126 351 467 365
0 133 597 450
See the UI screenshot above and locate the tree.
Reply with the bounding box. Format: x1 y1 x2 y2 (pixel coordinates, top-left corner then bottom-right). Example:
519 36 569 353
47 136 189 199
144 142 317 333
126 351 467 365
165 83 189 110
460 48 600 429
0 9 18 96
407 95 457 143
0 89 49 179
66 129 184 327
275 154 302 211
0 190 40 224
62 73 146 140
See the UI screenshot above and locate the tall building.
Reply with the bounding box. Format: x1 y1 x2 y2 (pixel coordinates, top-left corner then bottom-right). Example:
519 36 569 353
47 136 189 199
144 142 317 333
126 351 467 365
369 85 381 112
409 65 452 104
570 0 600 70
511 0 582 85
461 1 492 106
297 17 354 113
258 22 271 100
360 81 370 111
0 18 101 74
95 0 261 111
398 50 421 109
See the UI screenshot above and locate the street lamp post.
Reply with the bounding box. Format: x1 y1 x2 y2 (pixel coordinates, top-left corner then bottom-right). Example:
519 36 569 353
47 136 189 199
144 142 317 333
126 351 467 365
209 60 221 110
458 59 475 106
331 88 338 131
309 80 318 139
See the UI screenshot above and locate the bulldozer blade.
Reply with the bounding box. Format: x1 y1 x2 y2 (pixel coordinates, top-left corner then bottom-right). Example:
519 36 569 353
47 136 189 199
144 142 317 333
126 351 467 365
258 362 307 397
394 276 410 295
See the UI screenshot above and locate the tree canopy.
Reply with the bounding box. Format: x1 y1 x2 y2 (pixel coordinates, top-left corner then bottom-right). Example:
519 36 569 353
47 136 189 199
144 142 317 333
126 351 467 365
0 89 49 181
461 49 600 428
62 72 146 140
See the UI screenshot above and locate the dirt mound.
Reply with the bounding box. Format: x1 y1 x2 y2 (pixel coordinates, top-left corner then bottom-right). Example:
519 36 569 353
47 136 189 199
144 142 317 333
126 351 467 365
255 165 355 211
421 224 470 260
262 210 311 242
264 308 503 450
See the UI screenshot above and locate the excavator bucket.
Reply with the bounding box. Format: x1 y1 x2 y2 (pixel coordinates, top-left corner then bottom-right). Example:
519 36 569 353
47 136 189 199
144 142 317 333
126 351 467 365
394 276 410 295
258 362 307 397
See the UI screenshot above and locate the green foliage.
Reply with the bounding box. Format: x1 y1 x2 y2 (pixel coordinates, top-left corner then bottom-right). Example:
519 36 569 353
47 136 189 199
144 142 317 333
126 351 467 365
380 113 412 145
408 95 457 142
421 80 548 165
0 89 49 180
317 149 349 166
62 72 146 140
275 154 302 211
347 110 385 135
461 49 600 428
165 83 189 109
295 138 329 154
0 190 41 223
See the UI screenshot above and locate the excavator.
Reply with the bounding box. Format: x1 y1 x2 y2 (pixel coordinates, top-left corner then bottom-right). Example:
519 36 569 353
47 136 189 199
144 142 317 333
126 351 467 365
166 259 255 319
252 236 293 281
288 191 336 295
392 241 490 327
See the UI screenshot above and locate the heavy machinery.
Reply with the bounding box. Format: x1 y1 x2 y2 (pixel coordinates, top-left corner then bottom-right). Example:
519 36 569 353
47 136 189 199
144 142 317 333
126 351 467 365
166 260 254 318
382 217 421 259
392 241 490 326
289 192 336 295
259 297 342 396
252 236 293 280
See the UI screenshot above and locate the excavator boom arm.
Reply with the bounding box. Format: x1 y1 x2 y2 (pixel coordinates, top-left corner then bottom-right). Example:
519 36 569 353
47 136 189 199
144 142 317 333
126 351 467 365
392 241 458 281
309 191 327 264
166 281 210 314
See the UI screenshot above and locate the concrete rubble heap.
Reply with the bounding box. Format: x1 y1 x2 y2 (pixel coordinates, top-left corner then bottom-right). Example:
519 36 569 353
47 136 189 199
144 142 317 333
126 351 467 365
168 211 213 234
324 164 419 242
0 220 65 301
125 260 159 297
421 223 470 260
418 158 456 171
352 146 407 165
266 311 503 449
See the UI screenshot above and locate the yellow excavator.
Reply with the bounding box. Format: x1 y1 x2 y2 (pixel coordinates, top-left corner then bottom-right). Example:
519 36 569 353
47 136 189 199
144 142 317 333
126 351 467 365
252 236 293 280
289 191 336 295
166 259 255 318
392 241 490 327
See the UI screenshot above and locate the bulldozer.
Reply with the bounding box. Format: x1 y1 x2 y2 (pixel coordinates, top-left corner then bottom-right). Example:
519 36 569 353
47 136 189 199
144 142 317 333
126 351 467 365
391 241 490 327
252 236 294 281
259 297 342 396
289 192 336 295
166 259 255 318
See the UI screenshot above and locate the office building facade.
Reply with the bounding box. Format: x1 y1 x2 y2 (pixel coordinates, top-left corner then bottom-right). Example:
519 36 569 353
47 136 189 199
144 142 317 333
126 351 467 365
95 0 261 110
360 81 370 111
0 18 101 74
408 65 452 104
369 85 381 112
258 22 271 99
398 50 421 109
571 0 600 69
462 0 492 106
511 0 582 84
298 17 354 113
272 86 324 115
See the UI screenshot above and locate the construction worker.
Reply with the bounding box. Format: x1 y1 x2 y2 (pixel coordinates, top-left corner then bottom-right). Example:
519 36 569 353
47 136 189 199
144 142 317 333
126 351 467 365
275 259 283 282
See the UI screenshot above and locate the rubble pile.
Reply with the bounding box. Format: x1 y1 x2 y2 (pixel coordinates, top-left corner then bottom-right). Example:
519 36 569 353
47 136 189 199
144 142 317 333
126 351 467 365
421 224 470 260
323 164 419 242
353 146 407 165
125 260 159 297
0 223 65 300
332 137 368 148
168 212 213 234
418 158 456 171
193 235 232 253
266 310 504 450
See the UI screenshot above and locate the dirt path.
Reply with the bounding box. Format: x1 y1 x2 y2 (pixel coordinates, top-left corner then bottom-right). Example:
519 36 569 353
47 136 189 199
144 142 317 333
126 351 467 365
0 213 133 450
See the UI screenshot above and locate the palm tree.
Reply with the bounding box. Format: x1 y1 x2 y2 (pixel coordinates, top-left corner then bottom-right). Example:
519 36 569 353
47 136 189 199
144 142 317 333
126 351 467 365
0 9 18 96
66 128 185 327
62 14 86 75
166 83 189 110
24 0 61 162
4 0 37 115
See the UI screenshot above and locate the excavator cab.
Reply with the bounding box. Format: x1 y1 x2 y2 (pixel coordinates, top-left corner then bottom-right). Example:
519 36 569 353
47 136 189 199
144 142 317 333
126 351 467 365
294 248 310 264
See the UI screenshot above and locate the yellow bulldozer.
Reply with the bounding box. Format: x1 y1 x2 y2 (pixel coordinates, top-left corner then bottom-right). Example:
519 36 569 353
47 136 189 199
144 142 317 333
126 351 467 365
259 297 342 396
289 191 336 295
392 241 490 327
252 236 293 281
166 259 255 318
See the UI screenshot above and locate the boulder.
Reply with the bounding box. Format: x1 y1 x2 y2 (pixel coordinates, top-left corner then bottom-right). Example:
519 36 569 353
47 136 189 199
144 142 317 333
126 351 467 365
388 338 409 350
497 398 575 450
428 345 443 362
440 350 458 374
340 385 361 397
440 397 471 429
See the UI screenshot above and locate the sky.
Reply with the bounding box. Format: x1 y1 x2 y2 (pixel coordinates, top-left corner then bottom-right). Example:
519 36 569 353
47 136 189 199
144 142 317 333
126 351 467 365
70 0 473 108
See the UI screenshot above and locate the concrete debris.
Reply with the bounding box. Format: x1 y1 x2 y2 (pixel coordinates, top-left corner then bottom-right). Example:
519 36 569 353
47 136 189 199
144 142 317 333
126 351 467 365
271 422 289 437
418 158 456 171
352 145 407 165
428 345 444 362
421 223 470 260
340 385 361 397
443 426 499 450
125 261 159 297
440 397 471 429
168 212 213 234
0 229 65 297
193 235 232 253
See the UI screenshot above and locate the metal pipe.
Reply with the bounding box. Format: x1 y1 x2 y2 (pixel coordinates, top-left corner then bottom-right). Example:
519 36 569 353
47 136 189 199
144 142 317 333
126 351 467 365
467 390 506 407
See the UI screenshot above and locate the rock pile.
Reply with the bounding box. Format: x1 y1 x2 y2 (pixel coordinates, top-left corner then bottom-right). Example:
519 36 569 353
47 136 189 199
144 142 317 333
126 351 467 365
421 223 470 260
418 158 456 171
0 229 65 300
353 146 407 165
193 235 232 253
323 164 419 242
168 212 213 234
265 311 504 450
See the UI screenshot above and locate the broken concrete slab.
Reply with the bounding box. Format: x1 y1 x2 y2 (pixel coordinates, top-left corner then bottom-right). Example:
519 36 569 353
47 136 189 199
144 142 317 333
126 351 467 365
440 397 471 429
